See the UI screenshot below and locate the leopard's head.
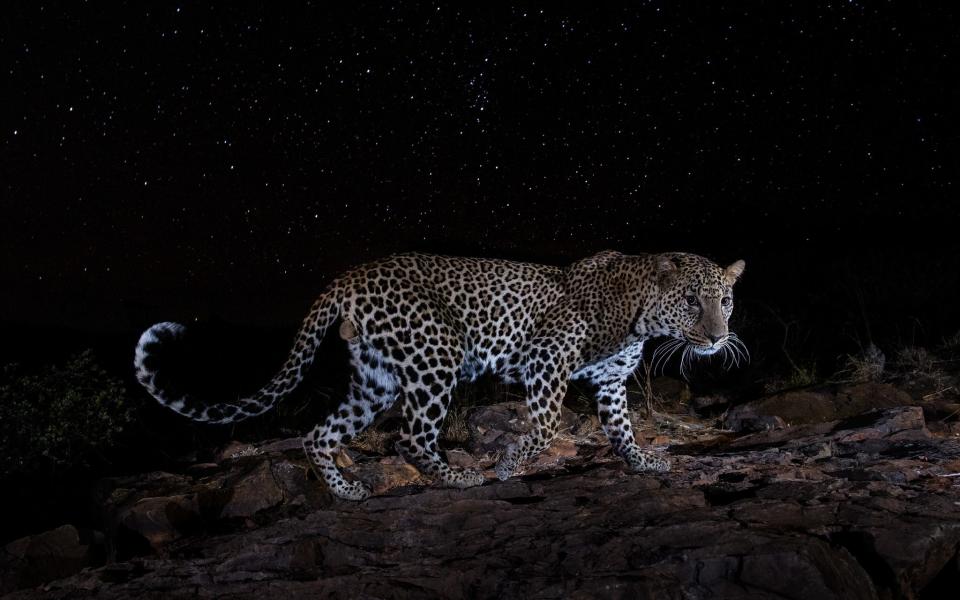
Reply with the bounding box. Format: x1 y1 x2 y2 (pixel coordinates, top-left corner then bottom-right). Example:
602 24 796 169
653 253 747 370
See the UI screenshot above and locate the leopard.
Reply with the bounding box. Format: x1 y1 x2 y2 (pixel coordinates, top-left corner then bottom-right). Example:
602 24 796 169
134 250 745 500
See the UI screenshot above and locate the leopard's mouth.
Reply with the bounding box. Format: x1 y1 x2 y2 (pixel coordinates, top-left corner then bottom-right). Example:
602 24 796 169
683 333 725 355
685 331 751 368
690 344 721 356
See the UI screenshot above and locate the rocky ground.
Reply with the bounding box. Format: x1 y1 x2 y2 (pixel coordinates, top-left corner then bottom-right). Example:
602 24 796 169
3 378 960 599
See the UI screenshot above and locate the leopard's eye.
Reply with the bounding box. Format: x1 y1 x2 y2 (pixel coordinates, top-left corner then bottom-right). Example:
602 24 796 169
685 295 698 307
721 297 732 307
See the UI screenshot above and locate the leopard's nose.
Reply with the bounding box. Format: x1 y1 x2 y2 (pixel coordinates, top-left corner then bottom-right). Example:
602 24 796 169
707 334 723 344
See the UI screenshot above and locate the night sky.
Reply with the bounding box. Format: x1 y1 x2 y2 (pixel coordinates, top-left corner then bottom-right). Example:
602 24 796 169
3 3 958 342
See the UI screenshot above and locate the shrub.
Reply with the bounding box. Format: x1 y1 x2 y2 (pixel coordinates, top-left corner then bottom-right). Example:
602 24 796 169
0 350 132 478
840 343 886 383
894 346 938 377
786 363 819 388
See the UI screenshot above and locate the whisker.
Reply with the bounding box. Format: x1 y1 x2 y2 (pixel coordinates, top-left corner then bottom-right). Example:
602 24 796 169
653 343 671 375
653 339 682 375
679 345 692 381
721 345 733 370
728 342 744 366
728 344 739 369
666 340 686 375
728 333 751 365
651 340 673 369
664 340 684 363
726 345 739 370
740 343 751 365
650 344 665 375
726 333 751 366
649 343 665 375
675 343 688 370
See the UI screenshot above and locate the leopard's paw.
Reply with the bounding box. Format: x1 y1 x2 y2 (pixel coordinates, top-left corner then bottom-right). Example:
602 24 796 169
630 451 671 473
442 468 486 489
495 443 520 481
333 480 372 501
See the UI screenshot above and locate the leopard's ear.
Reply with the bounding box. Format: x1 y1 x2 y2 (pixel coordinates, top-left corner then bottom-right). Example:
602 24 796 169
724 260 745 285
656 254 679 288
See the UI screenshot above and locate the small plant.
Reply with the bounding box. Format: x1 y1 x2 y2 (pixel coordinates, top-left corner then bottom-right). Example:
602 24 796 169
840 343 886 383
349 427 394 455
442 406 471 444
942 330 960 350
786 363 819 388
758 305 821 390
894 346 940 379
439 376 510 445
634 360 659 419
564 380 596 415
0 350 133 478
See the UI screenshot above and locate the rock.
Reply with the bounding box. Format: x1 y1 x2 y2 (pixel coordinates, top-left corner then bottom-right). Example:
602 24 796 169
102 458 309 559
832 406 931 446
725 383 914 432
0 525 96 593
465 401 530 454
115 493 203 552
351 456 426 494
717 406 931 457
259 437 306 454
834 382 914 415
725 409 787 433
269 459 323 508
185 462 221 476
560 410 600 436
524 435 579 473
651 376 692 403
691 394 729 413
334 449 354 468
218 437 304 462
465 402 598 456
219 460 284 519
217 441 262 462
7 403 960 599
725 389 836 430
445 448 479 469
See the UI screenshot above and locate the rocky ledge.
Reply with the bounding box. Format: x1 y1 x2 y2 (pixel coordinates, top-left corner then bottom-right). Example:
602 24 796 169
3 392 960 599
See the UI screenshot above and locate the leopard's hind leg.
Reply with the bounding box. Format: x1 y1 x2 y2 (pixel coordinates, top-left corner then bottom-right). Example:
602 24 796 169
494 365 569 480
495 310 582 480
302 340 398 500
395 373 485 489
393 325 485 489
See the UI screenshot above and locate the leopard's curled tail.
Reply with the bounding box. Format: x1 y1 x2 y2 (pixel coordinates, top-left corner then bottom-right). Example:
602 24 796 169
134 290 340 424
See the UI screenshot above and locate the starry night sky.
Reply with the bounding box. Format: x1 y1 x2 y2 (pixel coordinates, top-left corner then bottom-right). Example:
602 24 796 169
3 3 959 345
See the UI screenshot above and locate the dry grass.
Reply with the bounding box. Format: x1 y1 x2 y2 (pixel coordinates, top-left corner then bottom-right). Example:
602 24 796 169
793 361 822 386
895 346 938 376
943 330 960 350
838 343 886 383
564 380 596 415
441 376 513 445
348 427 394 455
635 361 658 419
442 406 471 444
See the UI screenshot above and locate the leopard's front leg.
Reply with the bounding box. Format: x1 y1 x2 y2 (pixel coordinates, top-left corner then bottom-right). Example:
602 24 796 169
596 381 671 473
